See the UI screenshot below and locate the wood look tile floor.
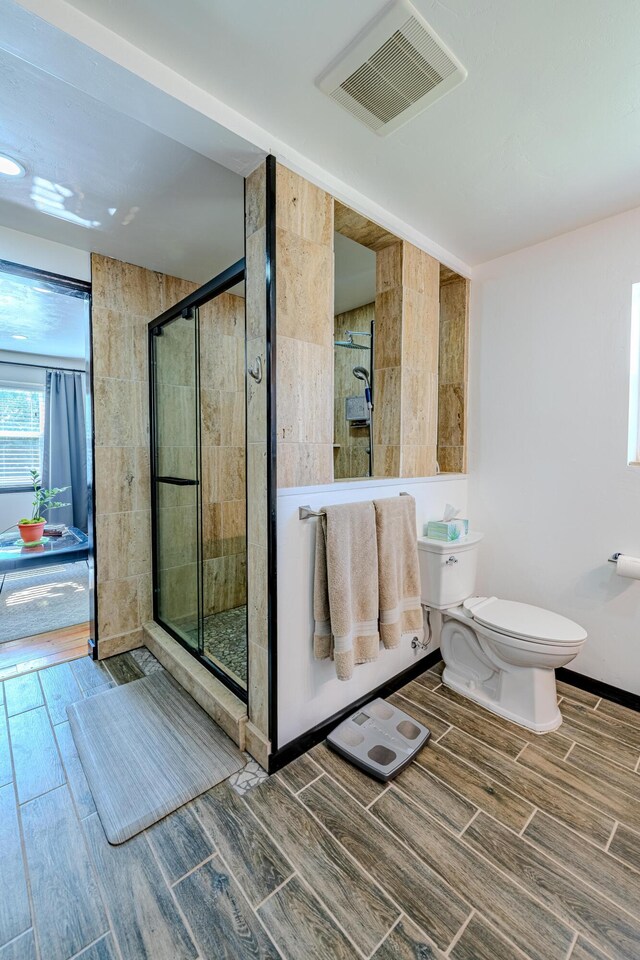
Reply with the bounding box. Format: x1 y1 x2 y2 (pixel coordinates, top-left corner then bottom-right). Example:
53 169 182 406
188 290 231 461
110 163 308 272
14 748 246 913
2 656 640 959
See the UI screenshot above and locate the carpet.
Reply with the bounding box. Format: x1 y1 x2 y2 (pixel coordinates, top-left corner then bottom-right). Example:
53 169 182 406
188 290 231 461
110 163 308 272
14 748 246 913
0 562 89 644
67 670 244 844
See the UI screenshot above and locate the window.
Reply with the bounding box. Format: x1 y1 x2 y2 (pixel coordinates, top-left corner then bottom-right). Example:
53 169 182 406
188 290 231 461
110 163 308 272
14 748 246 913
0 384 44 489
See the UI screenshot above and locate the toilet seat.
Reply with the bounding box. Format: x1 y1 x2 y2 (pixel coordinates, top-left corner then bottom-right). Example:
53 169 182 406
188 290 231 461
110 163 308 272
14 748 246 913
463 597 587 645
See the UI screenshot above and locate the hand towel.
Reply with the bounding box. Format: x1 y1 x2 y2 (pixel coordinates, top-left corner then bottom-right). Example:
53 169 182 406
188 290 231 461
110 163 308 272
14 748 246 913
313 501 380 681
373 494 424 649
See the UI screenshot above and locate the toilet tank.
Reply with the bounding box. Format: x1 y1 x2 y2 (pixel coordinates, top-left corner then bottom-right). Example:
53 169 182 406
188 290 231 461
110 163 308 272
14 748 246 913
417 532 484 610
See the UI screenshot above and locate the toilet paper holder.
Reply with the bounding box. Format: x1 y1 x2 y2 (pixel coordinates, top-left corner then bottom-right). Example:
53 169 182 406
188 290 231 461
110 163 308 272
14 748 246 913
608 552 622 563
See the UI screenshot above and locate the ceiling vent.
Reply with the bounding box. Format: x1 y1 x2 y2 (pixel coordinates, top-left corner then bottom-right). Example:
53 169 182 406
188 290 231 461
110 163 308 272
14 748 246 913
317 0 466 136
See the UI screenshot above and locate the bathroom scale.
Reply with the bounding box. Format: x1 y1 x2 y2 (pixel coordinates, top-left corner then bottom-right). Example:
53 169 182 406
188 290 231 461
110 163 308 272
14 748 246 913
326 698 430 782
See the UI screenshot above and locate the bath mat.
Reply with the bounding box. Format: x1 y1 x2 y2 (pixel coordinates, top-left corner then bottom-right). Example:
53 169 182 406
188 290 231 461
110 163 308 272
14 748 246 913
0 562 89 644
67 670 244 844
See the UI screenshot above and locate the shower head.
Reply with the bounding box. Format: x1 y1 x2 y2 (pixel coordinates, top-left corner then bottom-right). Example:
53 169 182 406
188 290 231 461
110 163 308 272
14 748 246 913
352 366 370 388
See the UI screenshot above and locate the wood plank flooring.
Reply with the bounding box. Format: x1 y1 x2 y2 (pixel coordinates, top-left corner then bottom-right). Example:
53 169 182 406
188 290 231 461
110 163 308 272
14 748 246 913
0 622 90 682
2 654 640 960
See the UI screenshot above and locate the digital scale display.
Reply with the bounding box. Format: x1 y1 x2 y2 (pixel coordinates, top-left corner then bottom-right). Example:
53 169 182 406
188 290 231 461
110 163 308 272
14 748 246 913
353 712 369 725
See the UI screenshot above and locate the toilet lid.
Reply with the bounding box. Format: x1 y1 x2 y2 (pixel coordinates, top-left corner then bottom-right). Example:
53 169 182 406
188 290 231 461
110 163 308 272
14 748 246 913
465 597 587 644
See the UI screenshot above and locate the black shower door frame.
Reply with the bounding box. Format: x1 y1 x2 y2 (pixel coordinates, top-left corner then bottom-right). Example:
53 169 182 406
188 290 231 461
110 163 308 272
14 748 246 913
148 258 247 702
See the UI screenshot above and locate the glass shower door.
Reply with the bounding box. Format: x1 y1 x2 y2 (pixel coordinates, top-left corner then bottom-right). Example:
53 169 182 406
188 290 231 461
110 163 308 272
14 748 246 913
150 308 202 654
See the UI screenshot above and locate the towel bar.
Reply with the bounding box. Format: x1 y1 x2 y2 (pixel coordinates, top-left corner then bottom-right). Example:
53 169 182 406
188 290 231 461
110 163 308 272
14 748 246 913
608 553 622 563
299 491 411 519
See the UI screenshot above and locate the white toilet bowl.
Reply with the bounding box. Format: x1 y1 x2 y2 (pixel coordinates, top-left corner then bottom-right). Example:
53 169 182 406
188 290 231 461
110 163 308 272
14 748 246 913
417 535 587 733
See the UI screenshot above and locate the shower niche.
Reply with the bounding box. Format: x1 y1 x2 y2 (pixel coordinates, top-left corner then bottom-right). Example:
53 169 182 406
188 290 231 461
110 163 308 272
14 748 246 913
149 263 248 699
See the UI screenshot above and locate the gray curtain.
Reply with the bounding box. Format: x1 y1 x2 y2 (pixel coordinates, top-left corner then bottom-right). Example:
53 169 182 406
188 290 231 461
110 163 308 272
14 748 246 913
42 370 88 531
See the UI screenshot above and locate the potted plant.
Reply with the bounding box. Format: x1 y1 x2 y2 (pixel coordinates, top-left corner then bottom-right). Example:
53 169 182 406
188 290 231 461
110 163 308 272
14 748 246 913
18 469 69 544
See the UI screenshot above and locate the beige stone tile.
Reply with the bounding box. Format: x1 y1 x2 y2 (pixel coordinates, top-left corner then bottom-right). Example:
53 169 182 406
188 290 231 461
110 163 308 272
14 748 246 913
248 641 269 734
158 562 198 624
219 447 246 502
402 367 431 446
437 445 465 473
333 443 351 481
276 164 333 246
134 379 150 447
203 554 247 616
156 505 197 570
276 227 333 347
199 291 245 341
219 391 246 448
97 510 151 582
162 274 198 313
91 254 164 318
376 241 403 293
203 501 224 560
131 315 150 383
334 200 397 251
201 447 220 504
374 288 402 369
372 366 401 446
244 721 270 768
350 445 371 478
97 577 140 639
201 388 222 446
94 446 149 516
247 339 266 445
277 442 333 488
201 332 243 394
247 442 267 547
245 162 266 236
92 309 134 381
98 629 144 659
401 445 437 478
246 228 266 341
138 573 153 625
439 278 468 380
438 382 465 447
248 543 268 649
93 378 139 447
403 242 440 297
403 288 439 372
373 445 400 477
222 499 246 556
277 337 332 444
156 382 197 449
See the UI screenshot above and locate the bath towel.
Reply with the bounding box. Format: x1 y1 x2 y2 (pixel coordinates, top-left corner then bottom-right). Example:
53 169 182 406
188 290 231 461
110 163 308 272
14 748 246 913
313 501 380 681
373 494 424 649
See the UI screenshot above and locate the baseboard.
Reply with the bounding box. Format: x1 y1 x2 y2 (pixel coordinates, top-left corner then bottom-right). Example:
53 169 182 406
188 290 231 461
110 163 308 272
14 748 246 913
268 649 442 774
557 667 640 714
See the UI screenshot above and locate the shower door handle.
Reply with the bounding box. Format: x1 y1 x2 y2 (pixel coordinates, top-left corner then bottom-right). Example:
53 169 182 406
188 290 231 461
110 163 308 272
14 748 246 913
155 476 199 486
248 355 263 383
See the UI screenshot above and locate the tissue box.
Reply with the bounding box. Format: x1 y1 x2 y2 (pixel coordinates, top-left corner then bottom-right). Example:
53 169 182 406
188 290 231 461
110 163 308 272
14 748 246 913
424 519 469 541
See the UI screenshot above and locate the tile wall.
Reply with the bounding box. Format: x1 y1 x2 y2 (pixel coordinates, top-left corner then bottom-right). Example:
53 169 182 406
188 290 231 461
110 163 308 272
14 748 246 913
437 275 469 473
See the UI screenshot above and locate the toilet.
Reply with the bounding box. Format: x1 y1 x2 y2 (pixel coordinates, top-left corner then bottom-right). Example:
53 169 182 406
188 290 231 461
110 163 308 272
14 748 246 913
417 533 587 732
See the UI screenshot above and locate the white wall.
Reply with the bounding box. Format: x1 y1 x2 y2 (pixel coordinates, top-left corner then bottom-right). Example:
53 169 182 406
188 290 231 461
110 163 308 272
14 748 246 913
468 205 640 695
276 474 468 748
0 224 91 281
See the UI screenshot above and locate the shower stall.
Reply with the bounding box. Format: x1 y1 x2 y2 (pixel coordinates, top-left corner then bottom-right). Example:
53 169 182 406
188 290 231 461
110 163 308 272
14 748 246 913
148 260 248 700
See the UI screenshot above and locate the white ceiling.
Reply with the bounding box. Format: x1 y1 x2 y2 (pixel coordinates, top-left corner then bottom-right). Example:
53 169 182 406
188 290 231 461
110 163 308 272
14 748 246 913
47 0 640 265
0 44 246 285
0 270 88 359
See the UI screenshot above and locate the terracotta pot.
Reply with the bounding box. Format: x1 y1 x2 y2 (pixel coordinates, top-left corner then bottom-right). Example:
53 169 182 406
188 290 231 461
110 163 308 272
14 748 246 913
18 521 46 544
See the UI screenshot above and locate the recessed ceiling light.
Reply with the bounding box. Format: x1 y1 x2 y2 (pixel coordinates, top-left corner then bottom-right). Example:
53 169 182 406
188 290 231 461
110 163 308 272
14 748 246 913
0 153 26 178
11 334 28 340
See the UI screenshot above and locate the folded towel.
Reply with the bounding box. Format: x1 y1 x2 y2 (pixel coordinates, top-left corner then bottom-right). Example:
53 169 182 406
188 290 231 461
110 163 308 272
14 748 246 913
373 494 424 649
313 501 380 681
